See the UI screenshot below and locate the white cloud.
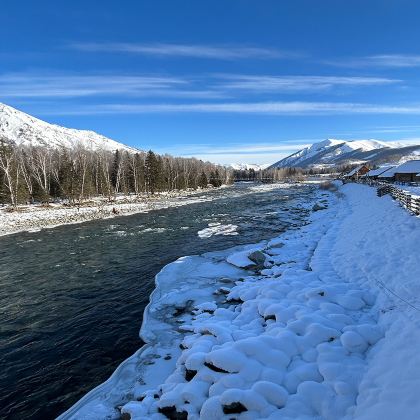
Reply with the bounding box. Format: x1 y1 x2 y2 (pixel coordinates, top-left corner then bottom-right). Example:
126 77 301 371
0 73 231 99
70 42 287 60
327 54 420 68
0 72 401 101
50 101 420 115
215 74 399 92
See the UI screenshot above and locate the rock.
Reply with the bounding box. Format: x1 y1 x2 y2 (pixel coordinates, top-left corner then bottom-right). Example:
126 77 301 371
204 361 230 373
312 203 326 212
222 402 248 415
248 250 266 266
158 406 188 420
185 368 197 381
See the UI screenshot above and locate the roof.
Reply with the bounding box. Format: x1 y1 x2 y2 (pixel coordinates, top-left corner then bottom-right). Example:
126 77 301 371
345 164 367 177
378 166 399 178
393 160 420 174
363 166 394 177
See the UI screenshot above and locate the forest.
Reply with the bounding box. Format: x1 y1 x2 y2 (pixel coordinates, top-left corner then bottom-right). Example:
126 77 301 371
0 138 233 208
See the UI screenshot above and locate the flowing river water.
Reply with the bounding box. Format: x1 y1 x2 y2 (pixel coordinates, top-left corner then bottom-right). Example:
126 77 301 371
0 182 317 419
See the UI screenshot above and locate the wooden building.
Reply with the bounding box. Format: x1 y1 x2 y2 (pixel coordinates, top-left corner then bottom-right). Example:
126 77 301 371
377 166 398 182
344 164 369 180
393 160 420 183
362 166 394 180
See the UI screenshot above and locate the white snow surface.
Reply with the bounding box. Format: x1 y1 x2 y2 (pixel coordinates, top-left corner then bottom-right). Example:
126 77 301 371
60 183 420 420
0 102 137 152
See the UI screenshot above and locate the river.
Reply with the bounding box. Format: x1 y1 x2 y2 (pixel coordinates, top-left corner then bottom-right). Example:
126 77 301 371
0 182 316 419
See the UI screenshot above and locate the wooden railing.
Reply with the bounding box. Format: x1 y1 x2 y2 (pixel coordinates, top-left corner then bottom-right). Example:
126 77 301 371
377 184 420 215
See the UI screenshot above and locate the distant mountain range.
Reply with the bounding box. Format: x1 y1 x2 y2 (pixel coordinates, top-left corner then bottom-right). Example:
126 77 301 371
2 104 419 169
229 163 271 171
0 103 137 152
269 139 420 169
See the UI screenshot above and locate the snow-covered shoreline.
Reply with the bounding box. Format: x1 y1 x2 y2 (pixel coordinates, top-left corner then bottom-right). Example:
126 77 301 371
60 182 420 420
0 188 224 238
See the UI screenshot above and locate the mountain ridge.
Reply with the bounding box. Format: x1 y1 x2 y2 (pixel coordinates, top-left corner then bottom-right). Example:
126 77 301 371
0 103 137 152
269 138 420 168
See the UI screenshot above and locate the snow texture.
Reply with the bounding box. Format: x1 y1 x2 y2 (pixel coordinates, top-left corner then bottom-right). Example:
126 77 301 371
0 102 137 152
60 183 420 420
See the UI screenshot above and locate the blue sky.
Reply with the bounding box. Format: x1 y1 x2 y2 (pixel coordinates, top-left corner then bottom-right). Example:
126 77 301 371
2 0 420 164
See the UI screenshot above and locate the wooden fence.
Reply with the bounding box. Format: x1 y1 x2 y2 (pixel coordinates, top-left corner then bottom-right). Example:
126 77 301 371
376 184 420 215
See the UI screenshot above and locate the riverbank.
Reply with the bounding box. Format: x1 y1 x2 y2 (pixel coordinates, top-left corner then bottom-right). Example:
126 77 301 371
60 182 420 420
0 188 225 237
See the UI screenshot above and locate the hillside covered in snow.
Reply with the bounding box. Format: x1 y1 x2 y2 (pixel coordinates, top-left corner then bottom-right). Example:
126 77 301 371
270 139 420 169
0 103 137 152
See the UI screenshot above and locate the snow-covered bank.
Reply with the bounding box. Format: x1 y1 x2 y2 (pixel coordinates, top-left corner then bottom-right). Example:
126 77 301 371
0 189 221 237
60 183 420 419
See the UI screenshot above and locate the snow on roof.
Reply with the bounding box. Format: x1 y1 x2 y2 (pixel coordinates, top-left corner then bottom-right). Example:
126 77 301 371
363 166 394 177
378 166 399 178
393 160 420 174
345 164 367 177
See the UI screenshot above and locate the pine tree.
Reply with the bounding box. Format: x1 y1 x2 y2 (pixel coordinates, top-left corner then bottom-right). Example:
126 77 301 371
144 150 159 194
198 171 208 188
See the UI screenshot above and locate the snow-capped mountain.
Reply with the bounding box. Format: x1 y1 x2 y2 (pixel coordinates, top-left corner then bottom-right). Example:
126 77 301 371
0 103 137 152
270 138 420 168
230 163 271 171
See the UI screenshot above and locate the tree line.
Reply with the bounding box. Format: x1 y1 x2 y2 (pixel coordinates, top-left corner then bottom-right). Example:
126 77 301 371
0 138 233 208
233 164 354 182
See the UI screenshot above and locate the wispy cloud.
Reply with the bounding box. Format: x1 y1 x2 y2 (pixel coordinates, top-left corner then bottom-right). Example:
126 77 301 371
0 72 398 101
327 54 420 68
163 142 314 156
48 101 420 116
0 73 228 99
152 141 317 165
215 74 399 92
70 42 290 60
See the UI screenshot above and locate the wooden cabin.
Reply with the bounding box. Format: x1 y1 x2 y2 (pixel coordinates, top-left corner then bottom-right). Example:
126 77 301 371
344 164 369 180
377 166 398 182
393 160 420 183
362 166 394 180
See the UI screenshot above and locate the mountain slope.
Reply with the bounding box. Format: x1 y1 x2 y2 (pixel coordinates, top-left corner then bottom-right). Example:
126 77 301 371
270 138 420 168
0 103 137 152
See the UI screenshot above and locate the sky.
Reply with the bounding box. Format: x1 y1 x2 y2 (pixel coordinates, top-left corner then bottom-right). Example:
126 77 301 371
2 0 420 165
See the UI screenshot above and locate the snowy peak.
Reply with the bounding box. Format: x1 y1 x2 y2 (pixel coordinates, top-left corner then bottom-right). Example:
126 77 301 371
270 138 420 168
230 163 271 171
0 103 137 152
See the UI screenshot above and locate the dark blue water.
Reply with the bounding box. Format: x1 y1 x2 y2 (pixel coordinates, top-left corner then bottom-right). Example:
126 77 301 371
0 183 315 419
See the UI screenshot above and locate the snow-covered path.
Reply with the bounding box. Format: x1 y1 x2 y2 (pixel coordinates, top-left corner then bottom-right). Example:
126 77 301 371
62 183 420 420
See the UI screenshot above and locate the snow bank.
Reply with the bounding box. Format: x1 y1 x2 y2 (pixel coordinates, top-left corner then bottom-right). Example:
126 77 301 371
60 183 420 420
